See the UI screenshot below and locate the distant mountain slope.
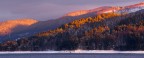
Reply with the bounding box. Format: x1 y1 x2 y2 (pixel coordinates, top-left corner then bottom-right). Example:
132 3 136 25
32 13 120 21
0 19 38 36
64 6 121 17
65 2 144 17
125 2 144 8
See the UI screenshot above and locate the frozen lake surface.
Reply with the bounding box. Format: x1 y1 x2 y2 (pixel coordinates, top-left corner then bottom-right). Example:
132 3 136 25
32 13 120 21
0 53 144 58
1 50 144 58
1 50 144 54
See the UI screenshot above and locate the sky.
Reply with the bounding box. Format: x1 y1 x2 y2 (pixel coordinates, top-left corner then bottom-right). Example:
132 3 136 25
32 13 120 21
0 0 143 21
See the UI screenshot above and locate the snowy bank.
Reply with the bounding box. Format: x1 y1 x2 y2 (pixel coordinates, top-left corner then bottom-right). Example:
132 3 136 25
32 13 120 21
0 50 144 54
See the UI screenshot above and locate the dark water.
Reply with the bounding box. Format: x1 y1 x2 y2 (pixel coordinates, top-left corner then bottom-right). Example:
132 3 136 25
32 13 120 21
0 53 144 58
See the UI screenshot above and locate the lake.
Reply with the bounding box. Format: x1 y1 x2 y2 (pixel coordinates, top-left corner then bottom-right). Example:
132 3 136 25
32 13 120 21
0 53 144 58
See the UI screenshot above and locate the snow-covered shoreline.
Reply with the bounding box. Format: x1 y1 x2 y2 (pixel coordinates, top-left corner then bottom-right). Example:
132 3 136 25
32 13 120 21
1 50 144 54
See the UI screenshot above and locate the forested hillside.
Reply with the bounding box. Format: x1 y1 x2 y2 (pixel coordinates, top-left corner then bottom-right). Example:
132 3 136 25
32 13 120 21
0 9 144 51
0 2 143 43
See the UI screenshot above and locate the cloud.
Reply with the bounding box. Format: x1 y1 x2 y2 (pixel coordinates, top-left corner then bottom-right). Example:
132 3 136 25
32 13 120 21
0 0 143 21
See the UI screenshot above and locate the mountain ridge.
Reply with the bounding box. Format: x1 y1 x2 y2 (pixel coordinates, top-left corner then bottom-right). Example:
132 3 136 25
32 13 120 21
0 2 144 42
65 2 144 17
0 19 38 36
